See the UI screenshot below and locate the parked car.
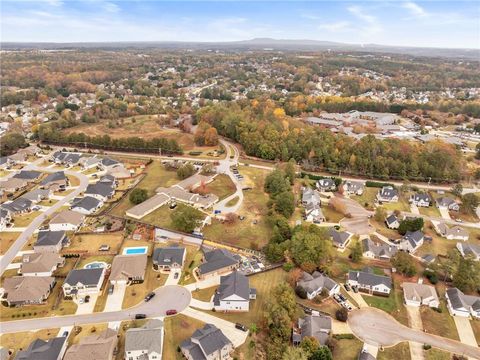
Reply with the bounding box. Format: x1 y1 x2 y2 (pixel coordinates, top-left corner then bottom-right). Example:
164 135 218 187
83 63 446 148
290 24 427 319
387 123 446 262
84 295 90 303
108 284 114 295
344 284 351 291
62 331 69 337
144 292 155 302
174 272 179 279
352 286 359 293
235 323 248 332
169 202 177 209
135 314 147 319
333 294 341 303
79 298 84 304
338 294 347 302
166 309 177 316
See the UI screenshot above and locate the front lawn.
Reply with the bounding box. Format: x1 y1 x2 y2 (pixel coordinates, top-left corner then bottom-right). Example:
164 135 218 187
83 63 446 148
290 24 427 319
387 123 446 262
353 187 378 210
377 342 410 360
0 232 19 255
418 206 441 218
425 348 451 360
203 174 236 200
0 328 59 358
68 323 108 345
332 338 364 360
12 211 42 227
191 287 216 302
163 314 206 360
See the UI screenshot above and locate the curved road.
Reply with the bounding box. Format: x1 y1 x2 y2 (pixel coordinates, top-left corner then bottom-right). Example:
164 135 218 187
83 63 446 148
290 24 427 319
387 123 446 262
0 166 90 275
0 285 191 334
348 307 480 359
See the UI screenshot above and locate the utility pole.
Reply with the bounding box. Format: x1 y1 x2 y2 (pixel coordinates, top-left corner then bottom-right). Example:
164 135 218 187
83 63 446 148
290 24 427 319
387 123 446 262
158 147 162 157
427 177 431 186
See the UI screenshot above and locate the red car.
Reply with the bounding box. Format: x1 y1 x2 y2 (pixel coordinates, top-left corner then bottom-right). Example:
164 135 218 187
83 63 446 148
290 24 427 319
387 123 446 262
166 309 177 316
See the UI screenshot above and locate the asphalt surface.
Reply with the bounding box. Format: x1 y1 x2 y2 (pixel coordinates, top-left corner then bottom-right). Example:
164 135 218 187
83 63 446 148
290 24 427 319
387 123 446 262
0 285 191 334
349 307 480 359
0 164 90 275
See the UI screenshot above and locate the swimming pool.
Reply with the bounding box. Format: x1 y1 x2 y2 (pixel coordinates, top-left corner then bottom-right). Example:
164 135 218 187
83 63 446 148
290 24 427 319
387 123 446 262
123 246 148 255
84 261 107 269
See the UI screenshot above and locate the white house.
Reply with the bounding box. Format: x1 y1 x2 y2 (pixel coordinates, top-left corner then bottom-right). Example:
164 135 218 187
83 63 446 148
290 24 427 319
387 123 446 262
403 281 439 308
62 268 105 298
297 271 340 300
347 268 392 295
409 193 431 207
376 186 399 203
125 320 164 360
213 271 255 312
49 210 85 232
446 288 480 319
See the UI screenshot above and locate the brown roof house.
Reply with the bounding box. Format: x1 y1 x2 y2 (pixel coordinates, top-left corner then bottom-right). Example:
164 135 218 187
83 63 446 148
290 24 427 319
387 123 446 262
109 254 148 285
49 210 85 232
20 253 65 276
2 276 55 306
63 328 118 360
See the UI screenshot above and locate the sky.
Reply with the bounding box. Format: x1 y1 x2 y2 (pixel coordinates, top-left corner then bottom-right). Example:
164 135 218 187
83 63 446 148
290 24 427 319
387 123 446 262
1 1 479 48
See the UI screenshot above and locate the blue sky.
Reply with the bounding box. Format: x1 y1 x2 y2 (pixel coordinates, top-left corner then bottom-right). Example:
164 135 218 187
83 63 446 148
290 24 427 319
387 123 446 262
1 1 479 48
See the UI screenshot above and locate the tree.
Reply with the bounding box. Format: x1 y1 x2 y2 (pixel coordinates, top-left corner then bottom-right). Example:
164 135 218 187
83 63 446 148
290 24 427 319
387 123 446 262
265 169 290 195
274 191 295 218
351 241 363 263
129 188 148 204
177 163 196 180
451 183 463 197
295 285 307 299
335 308 348 322
170 206 203 233
289 225 334 271
452 257 480 293
204 127 219 146
328 197 348 216
0 132 27 156
374 206 387 222
310 346 333 360
282 347 308 360
398 217 424 235
285 159 296 185
391 252 417 277
224 213 237 224
300 337 320 357
460 193 479 215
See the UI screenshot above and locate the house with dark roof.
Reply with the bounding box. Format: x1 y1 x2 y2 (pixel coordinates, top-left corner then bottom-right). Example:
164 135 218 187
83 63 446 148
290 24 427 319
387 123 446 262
343 181 365 196
1 197 32 215
297 271 340 299
456 243 480 261
2 276 56 307
399 230 424 253
316 178 336 192
13 170 42 181
376 186 399 203
15 337 67 360
79 156 102 170
362 238 397 260
197 249 239 280
85 182 115 202
435 197 460 211
347 268 392 295
63 268 106 298
328 228 353 251
385 214 400 229
33 230 69 253
409 193 431 207
213 271 255 312
180 324 233 360
292 314 332 346
152 246 186 272
301 187 321 207
0 208 12 231
125 320 164 360
446 288 480 318
40 171 68 191
70 196 103 215
51 151 81 166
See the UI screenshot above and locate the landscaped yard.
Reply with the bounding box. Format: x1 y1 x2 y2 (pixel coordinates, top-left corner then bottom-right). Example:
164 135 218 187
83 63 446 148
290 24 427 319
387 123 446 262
191 286 216 302
377 342 410 360
420 302 459 340
163 314 206 360
0 232 19 255
202 174 236 200
67 232 124 253
68 323 108 345
332 337 364 360
12 211 42 227
0 328 59 358
353 187 378 210
362 282 409 326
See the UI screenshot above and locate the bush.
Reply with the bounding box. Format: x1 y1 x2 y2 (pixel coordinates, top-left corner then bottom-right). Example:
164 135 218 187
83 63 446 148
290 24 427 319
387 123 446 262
365 181 395 188
129 188 148 204
335 308 348 322
333 334 354 340
283 262 294 272
423 270 438 284
423 344 432 350
295 285 308 299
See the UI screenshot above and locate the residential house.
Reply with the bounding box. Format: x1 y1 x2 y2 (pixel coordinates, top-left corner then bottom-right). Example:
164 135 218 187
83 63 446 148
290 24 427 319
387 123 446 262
304 203 326 224
399 230 424 253
99 157 120 170
79 156 102 170
99 174 117 188
446 288 480 318
20 189 52 203
347 268 392 295
435 197 460 211
126 193 170 219
0 208 12 231
362 238 397 260
63 268 106 298
110 254 148 285
51 151 81 166
456 243 480 261
403 282 439 308
63 328 118 360
156 186 219 209
328 229 353 251
1 198 32 215
297 271 340 299
15 337 67 360
71 196 103 215
213 271 255 312
197 249 239 280
376 186 399 203
301 187 321 206
385 214 400 229
433 222 469 241
343 181 365 196
40 171 68 191
85 182 115 202
8 152 27 163
293 314 332 346
152 246 186 272
180 324 233 360
34 230 70 253
409 193 431 207
12 170 42 182
0 178 29 193
316 178 336 192
2 276 55 307
20 253 64 276
0 156 13 169
49 210 85 232
125 320 164 360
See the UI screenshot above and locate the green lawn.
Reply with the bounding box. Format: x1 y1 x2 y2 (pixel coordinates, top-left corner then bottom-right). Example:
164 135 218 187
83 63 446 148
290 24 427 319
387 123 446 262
204 174 236 200
382 196 410 212
191 287 216 302
425 348 451 360
471 319 480 345
377 342 410 360
418 206 441 218
139 203 204 231
12 211 42 227
353 187 378 210
332 338 364 360
163 314 206 360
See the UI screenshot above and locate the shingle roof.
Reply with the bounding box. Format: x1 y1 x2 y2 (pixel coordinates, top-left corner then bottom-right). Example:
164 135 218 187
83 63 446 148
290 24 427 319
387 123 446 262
446 288 480 312
297 271 338 294
152 247 186 266
125 320 163 355
1 197 32 213
21 189 51 202
71 196 102 212
362 238 397 259
49 210 85 226
21 253 63 274
64 268 104 287
63 328 118 360
379 186 398 199
40 171 67 185
329 228 352 247
298 314 332 345
348 269 392 289
213 271 249 305
15 337 66 360
35 230 67 247
110 254 147 282
198 249 238 275
3 276 55 304
13 170 42 180
85 183 114 198
181 324 231 359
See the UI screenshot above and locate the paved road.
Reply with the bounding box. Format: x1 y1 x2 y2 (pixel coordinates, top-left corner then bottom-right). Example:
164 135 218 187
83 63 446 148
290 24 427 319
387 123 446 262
348 307 480 359
0 285 190 334
0 166 90 275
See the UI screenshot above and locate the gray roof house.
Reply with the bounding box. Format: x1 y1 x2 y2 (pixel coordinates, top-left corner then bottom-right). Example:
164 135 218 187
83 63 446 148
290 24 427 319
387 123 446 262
316 178 336 192
446 288 480 319
343 181 364 195
376 186 399 203
15 337 67 360
297 271 340 299
125 320 164 360
301 187 321 206
456 243 480 261
71 196 103 215
399 230 424 253
1 198 32 214
13 170 42 181
213 271 254 312
85 182 115 202
362 238 397 260
433 222 469 241
197 249 239 279
409 193 431 207
180 324 233 360
328 228 353 250
435 197 460 211
40 171 68 190
293 314 332 346
63 268 106 297
385 214 400 229
51 151 81 166
3 276 56 307
152 246 186 271
347 268 392 295
34 230 69 253
20 189 52 203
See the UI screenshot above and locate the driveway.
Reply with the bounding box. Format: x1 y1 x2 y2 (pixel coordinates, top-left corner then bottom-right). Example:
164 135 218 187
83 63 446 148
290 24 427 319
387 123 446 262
0 285 191 334
104 282 127 312
348 308 480 359
410 203 420 215
405 306 425 360
189 298 214 310
453 316 479 352
348 291 369 308
182 307 248 347
74 294 99 315
184 274 221 291
438 207 451 220
164 269 181 286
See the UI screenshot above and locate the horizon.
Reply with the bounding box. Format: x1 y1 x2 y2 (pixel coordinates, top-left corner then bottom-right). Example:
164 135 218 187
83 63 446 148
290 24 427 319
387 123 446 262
1 1 479 49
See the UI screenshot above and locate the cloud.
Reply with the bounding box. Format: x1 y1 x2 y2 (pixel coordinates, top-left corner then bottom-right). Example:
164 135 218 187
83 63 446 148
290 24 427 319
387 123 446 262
319 21 351 32
402 1 428 18
102 2 120 13
347 5 382 35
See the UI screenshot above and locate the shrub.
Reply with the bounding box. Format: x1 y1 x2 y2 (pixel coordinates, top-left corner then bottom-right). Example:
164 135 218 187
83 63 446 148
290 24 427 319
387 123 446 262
295 285 308 299
423 344 432 350
129 188 148 205
283 262 294 272
333 334 354 340
335 308 348 322
365 181 395 188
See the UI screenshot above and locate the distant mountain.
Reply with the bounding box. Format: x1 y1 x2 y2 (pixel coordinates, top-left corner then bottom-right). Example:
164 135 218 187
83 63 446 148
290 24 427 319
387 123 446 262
2 38 479 60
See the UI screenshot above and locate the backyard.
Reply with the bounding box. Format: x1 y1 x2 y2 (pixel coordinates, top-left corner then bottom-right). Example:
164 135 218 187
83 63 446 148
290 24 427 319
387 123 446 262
66 232 124 253
201 174 236 200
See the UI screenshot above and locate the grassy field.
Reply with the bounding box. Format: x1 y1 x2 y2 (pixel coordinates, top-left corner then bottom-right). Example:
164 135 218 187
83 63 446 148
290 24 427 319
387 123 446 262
191 286 216 302
352 187 378 210
418 206 441 218
12 211 42 227
67 232 124 253
202 174 236 200
122 258 168 309
471 319 480 345
417 222 457 257
420 303 459 340
139 203 204 232
425 348 451 360
68 323 108 345
225 196 239 207
0 328 59 357
163 314 206 360
0 232 19 255
179 245 204 285
322 205 346 223
382 195 410 212
332 338 364 360
377 342 411 360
